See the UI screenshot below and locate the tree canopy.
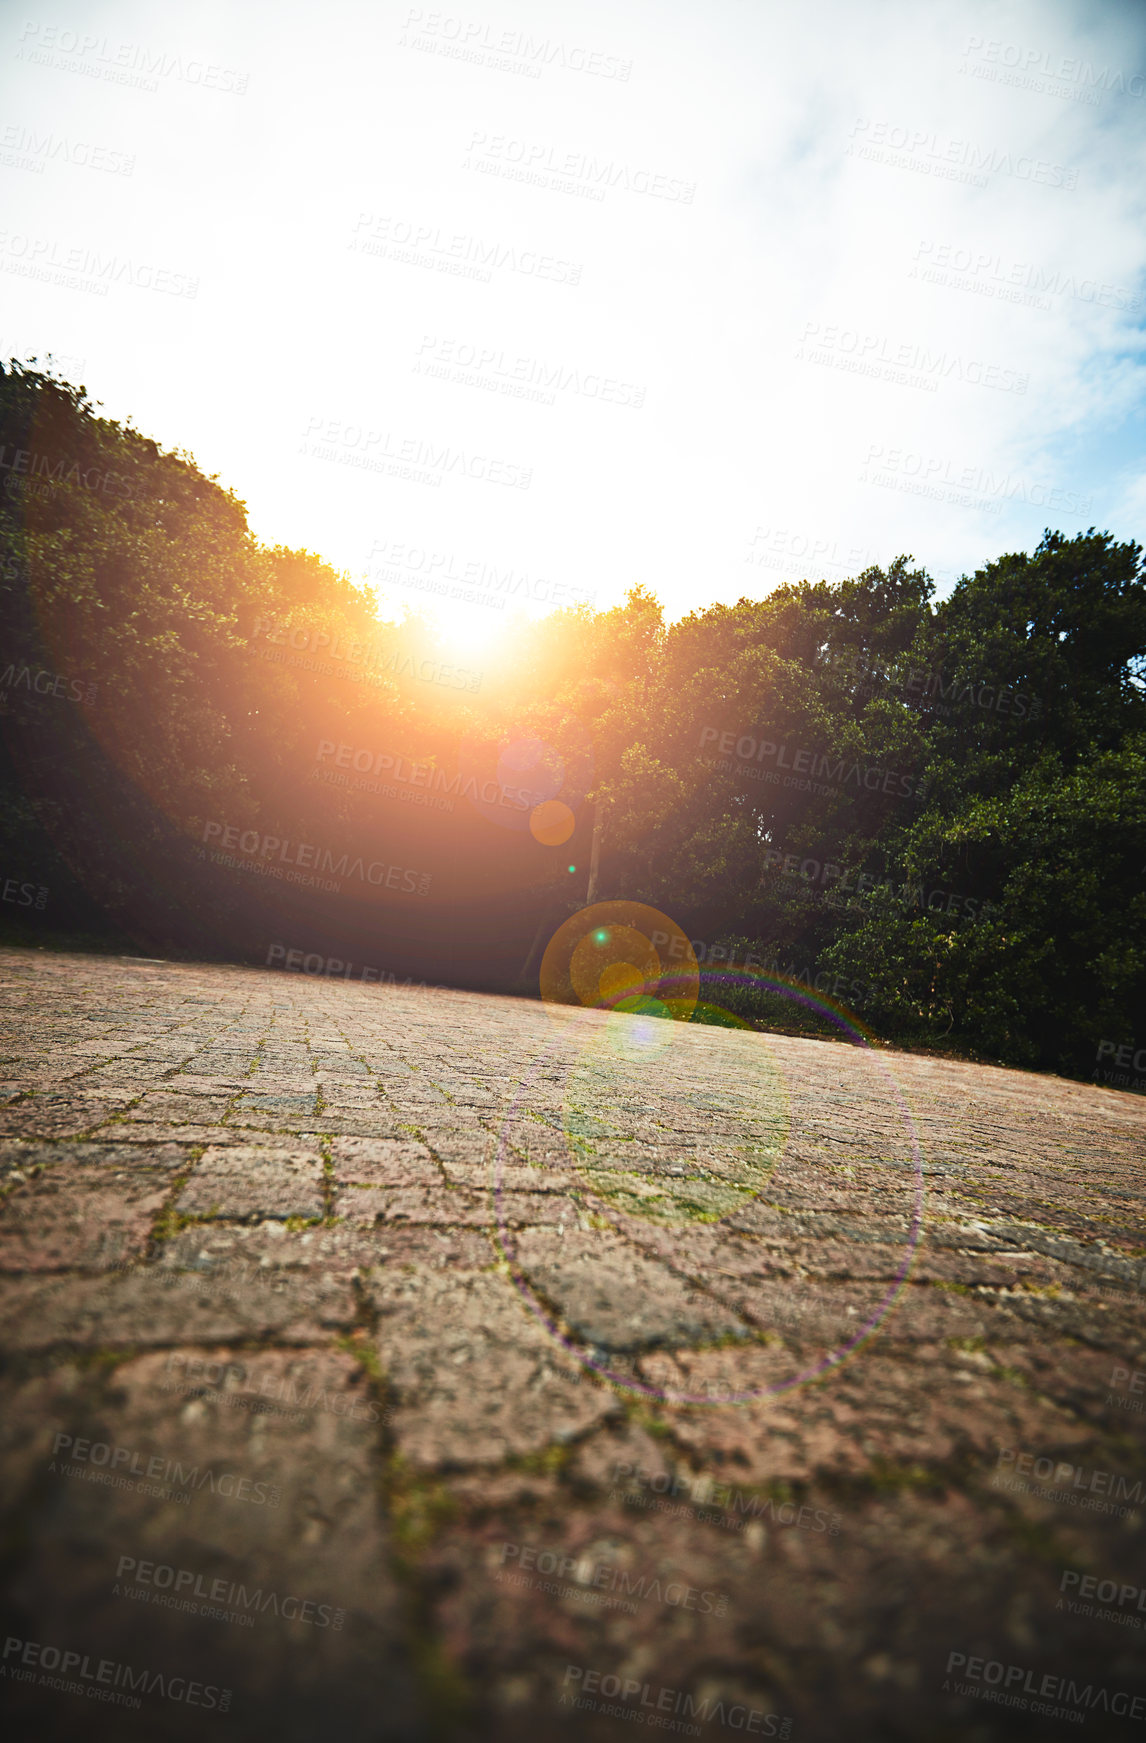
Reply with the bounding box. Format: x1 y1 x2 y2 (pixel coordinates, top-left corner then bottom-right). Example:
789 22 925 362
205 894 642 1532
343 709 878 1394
2 360 1143 1081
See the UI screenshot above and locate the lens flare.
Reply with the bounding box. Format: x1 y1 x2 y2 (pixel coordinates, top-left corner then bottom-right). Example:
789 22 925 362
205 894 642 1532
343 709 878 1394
540 901 699 1020
528 799 576 845
458 724 593 836
493 965 925 1406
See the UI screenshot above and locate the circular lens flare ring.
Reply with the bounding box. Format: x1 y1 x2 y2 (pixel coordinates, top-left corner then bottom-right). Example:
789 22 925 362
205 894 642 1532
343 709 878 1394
541 901 699 1020
529 799 576 845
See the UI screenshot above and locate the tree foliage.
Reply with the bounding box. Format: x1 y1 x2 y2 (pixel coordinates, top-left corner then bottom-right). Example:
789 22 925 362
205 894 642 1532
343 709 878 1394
2 361 1143 1079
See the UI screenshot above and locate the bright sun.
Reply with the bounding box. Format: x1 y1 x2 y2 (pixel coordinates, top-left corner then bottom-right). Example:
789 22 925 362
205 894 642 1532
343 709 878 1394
430 600 510 659
369 585 514 661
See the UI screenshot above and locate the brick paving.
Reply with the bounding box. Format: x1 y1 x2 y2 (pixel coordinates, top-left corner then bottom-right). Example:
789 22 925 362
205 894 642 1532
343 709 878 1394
1 945 1145 1740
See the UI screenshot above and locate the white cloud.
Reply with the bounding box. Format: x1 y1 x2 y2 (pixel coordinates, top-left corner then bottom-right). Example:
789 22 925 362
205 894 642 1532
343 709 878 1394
1 0 1143 639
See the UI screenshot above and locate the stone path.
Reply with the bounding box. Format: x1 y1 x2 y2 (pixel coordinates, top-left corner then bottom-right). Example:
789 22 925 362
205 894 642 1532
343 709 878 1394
1 945 1145 1740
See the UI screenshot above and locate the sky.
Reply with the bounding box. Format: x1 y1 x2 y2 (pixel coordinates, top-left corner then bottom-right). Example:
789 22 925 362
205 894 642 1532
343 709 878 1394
2 0 1145 652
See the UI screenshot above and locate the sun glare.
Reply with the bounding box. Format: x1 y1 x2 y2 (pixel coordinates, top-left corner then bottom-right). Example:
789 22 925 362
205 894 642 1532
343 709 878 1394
373 592 511 660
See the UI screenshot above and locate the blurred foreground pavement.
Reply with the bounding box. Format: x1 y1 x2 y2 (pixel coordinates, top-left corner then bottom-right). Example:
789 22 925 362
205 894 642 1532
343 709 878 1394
1 946 1145 1741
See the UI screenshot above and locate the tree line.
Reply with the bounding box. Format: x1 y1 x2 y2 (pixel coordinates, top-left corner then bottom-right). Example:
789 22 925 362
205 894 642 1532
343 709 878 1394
1 360 1143 1081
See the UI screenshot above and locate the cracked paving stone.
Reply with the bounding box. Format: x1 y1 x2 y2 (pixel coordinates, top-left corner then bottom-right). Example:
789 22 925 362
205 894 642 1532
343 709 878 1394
334 1185 578 1227
364 1267 618 1466
0 1350 426 1739
0 1148 183 1271
0 1259 358 1349
329 1136 441 1185
151 1222 495 1277
2 946 1146 1740
0 1090 139 1138
510 1228 749 1352
175 1146 324 1221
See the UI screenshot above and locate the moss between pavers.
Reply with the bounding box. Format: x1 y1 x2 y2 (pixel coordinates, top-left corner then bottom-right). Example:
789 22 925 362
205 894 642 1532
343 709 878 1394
503 1442 575 1481
147 1148 206 1245
76 1091 146 1131
377 1457 474 1731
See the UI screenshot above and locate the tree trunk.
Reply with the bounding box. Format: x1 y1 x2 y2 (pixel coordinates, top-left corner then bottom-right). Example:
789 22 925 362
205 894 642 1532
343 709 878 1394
586 803 605 905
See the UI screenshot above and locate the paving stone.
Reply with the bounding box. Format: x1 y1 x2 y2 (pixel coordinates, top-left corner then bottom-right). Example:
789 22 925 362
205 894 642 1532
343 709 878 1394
93 1121 241 1144
0 1138 190 1174
175 1146 324 1220
0 1160 173 1272
156 1220 397 1277
329 1136 441 1185
318 1116 415 1138
163 1075 254 1094
0 1351 425 1739
0 1090 138 1138
416 1127 498 1167
125 1093 233 1120
335 1185 578 1227
510 1228 748 1352
0 1262 357 1348
340 1226 493 1270
365 1267 619 1466
440 1159 579 1191
2 945 1146 1741
232 1094 318 1115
